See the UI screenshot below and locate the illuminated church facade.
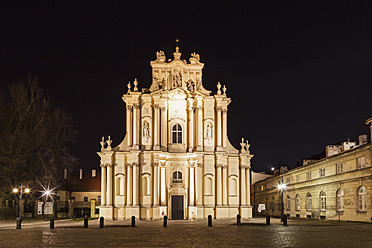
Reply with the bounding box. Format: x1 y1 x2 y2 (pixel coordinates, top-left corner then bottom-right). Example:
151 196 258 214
98 45 253 220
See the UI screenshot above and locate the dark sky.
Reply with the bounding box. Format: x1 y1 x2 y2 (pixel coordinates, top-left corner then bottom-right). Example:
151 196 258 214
1 1 372 173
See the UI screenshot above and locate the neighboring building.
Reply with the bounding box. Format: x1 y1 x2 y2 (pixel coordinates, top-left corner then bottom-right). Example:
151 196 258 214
253 119 372 222
98 45 254 220
55 169 101 218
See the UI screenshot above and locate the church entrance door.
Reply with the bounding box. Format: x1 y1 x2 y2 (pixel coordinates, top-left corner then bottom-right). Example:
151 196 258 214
171 195 184 220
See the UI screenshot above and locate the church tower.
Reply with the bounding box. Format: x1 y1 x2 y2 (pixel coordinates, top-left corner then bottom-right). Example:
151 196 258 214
98 44 253 220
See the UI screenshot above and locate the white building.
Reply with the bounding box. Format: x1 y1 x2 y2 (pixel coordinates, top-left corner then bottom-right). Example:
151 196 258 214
98 45 253 220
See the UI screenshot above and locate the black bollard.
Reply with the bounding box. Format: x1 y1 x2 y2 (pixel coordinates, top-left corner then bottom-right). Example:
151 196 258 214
50 218 55 229
163 215 167 228
237 214 241 226
16 218 21 229
266 215 270 225
99 216 104 228
84 215 88 228
283 214 287 226
208 215 212 227
131 216 135 227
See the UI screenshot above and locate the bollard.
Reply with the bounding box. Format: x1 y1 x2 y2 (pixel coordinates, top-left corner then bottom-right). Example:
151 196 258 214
99 216 104 228
163 215 167 228
266 215 270 225
208 215 212 227
237 214 241 226
84 215 88 228
16 218 21 229
283 214 287 226
131 216 135 227
50 218 55 229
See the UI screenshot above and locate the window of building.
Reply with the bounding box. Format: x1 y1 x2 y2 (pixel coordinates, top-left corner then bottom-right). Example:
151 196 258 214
285 177 290 184
296 175 300 183
307 172 311 181
172 124 182 143
357 157 366 169
336 189 344 211
286 195 290 211
336 163 343 174
320 168 325 178
261 185 264 191
84 197 88 202
295 194 300 211
320 191 326 211
358 186 367 211
172 171 182 184
306 193 312 211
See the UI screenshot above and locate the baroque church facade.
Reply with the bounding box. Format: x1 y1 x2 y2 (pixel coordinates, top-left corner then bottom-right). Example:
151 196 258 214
98 45 253 220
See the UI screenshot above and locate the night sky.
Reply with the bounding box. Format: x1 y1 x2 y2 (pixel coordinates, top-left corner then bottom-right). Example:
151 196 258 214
1 1 372 173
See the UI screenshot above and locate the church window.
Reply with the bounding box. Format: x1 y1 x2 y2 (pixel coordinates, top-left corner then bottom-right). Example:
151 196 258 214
172 124 182 143
295 194 300 211
320 191 326 211
357 157 366 169
286 195 290 211
336 163 343 174
358 186 367 211
336 189 344 211
306 193 312 211
172 171 182 184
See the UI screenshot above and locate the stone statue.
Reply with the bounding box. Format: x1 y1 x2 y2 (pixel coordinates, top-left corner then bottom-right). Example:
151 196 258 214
107 135 112 149
206 123 212 139
127 81 131 94
133 78 138 92
222 85 227 95
240 138 245 153
217 82 222 95
156 50 166 62
100 136 106 151
143 121 150 142
190 52 200 61
245 140 250 154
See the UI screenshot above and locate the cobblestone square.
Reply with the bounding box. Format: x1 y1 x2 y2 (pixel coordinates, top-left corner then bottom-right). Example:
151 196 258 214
1 218 372 248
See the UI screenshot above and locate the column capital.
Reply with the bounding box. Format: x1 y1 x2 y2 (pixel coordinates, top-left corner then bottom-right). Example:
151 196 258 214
126 105 133 110
100 163 107 168
133 103 141 109
216 163 223 168
152 162 159 167
160 161 166 167
222 107 228 112
154 104 160 109
127 163 133 168
160 106 166 111
215 106 222 111
197 163 203 168
106 163 113 167
132 162 139 167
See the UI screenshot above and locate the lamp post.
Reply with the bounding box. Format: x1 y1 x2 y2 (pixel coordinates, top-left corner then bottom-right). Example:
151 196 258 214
277 180 286 222
13 184 31 220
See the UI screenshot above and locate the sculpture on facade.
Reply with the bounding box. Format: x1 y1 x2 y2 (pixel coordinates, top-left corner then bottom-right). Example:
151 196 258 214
100 136 106 151
143 121 151 142
107 135 112 150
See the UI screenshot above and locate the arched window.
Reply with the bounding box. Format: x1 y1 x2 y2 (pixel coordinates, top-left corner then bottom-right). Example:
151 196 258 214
295 194 300 211
320 191 326 211
358 186 367 211
172 124 182 143
336 189 344 211
286 195 291 211
306 193 312 211
172 171 182 184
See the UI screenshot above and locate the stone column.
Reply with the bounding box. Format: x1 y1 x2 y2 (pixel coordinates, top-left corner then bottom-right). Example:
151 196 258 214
216 164 222 206
132 163 139 206
222 108 227 149
196 106 203 151
153 163 159 206
240 166 246 206
222 165 227 206
246 166 251 205
132 104 140 150
160 107 167 151
107 164 113 206
126 105 132 148
216 107 222 150
188 105 194 152
153 105 160 150
195 163 203 206
189 166 195 206
126 164 132 206
100 164 107 206
160 166 166 206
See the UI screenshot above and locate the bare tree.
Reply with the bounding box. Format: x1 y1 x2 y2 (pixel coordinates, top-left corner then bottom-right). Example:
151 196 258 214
0 77 77 199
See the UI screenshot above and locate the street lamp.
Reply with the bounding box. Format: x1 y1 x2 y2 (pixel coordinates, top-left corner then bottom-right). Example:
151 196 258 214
12 184 31 220
277 181 286 222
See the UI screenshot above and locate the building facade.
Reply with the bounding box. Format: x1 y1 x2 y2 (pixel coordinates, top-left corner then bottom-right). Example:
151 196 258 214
254 119 372 222
98 46 253 220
